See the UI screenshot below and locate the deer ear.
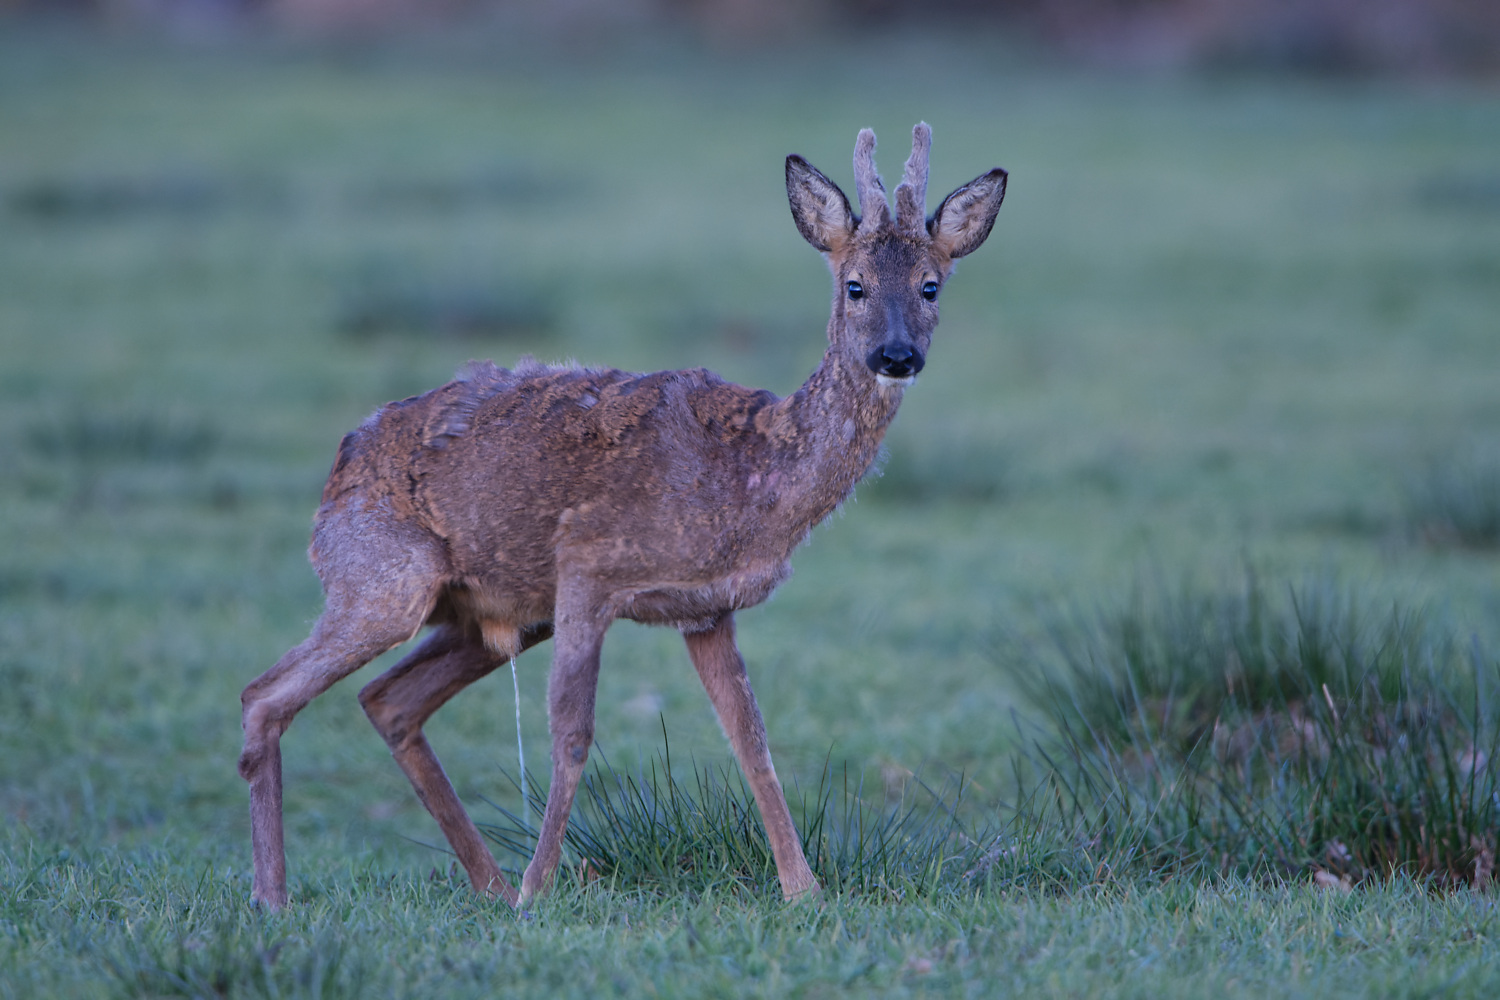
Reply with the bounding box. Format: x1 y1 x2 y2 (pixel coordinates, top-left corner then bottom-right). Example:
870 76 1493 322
928 167 1007 259
786 155 855 253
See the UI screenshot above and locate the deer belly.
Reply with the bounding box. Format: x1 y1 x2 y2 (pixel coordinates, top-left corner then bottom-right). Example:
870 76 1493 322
614 561 792 629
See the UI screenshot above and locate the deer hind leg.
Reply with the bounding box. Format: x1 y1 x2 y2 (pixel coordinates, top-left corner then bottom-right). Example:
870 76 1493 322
238 529 444 910
684 613 819 901
518 595 609 904
358 621 554 907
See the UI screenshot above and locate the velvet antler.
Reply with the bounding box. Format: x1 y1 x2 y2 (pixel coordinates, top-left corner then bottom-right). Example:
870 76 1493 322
894 122 931 236
853 128 890 233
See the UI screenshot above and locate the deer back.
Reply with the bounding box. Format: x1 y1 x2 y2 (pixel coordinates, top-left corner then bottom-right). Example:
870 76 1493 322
313 359 814 629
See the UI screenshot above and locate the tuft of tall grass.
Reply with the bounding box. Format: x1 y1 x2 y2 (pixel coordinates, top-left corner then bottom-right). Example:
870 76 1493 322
994 576 1500 890
25 409 220 464
1404 446 1500 550
862 433 1010 504
97 918 364 1000
478 734 986 901
6 173 229 221
337 280 555 343
474 578 1500 900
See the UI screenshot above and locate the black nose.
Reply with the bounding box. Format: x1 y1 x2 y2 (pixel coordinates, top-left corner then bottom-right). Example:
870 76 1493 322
866 344 925 379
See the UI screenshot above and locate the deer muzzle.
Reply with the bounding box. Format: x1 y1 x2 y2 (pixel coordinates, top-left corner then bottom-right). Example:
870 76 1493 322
867 342 925 381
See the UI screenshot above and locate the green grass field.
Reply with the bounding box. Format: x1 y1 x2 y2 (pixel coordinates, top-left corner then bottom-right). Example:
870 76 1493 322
2 21 1498 997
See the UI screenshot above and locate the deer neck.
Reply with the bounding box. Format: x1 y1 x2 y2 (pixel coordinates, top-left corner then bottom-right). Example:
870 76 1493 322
758 337 905 530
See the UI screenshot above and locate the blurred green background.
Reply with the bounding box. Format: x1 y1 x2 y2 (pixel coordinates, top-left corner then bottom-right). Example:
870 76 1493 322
0 0 1497 933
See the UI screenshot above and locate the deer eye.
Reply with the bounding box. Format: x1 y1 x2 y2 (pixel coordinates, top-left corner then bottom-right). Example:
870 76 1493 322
846 280 863 300
921 281 939 301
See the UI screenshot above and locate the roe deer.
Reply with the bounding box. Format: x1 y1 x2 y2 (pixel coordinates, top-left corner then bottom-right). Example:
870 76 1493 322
238 123 1006 909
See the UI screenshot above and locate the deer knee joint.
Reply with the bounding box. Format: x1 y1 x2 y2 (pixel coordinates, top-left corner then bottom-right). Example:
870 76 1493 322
558 727 593 767
358 684 411 748
238 739 274 782
240 697 285 741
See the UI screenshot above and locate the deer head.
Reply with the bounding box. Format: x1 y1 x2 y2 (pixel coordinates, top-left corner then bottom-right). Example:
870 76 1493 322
786 123 1007 387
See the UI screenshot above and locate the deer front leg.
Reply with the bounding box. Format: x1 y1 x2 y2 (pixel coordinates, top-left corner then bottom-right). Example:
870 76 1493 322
684 613 820 901
518 603 606 904
358 622 554 907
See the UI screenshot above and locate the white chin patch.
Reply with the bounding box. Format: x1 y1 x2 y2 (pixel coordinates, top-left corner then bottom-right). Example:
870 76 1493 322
875 374 916 389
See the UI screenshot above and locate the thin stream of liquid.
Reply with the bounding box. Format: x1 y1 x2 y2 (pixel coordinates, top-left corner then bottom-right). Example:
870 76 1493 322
511 657 529 831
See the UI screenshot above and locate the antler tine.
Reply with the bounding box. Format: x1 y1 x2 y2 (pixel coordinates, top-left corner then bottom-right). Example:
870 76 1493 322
894 122 931 236
853 128 890 232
